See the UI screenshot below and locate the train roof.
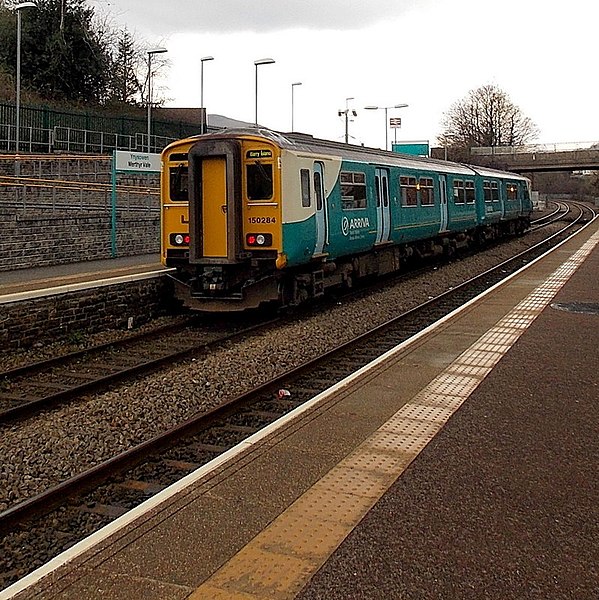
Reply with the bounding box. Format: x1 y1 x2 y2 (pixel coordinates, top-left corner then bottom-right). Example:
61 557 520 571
165 127 528 182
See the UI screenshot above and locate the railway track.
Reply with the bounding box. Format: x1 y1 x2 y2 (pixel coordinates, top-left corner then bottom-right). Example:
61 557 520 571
0 202 573 426
0 314 276 423
1 200 595 591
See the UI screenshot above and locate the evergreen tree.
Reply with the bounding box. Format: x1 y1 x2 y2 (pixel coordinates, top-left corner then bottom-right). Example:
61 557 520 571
109 29 143 105
24 0 112 103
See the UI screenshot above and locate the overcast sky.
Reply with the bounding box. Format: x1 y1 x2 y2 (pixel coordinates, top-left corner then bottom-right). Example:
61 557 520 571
88 0 598 149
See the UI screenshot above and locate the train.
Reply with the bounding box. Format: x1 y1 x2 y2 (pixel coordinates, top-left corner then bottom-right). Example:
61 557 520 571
160 128 532 311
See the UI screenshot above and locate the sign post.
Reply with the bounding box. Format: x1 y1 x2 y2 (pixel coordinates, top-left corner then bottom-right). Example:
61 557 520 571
110 150 162 257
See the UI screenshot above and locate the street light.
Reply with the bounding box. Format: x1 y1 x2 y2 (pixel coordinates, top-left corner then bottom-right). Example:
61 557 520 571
254 58 275 126
200 56 214 134
364 103 408 150
291 82 302 131
338 97 357 144
14 2 36 155
200 56 214 109
146 47 167 153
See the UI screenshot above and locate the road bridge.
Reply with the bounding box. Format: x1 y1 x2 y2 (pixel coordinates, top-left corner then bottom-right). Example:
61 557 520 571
468 143 599 173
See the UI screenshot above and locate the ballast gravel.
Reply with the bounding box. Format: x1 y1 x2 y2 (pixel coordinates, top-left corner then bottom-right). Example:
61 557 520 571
0 227 565 511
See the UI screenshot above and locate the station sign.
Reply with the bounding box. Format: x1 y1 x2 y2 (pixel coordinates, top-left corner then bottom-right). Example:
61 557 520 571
114 150 161 173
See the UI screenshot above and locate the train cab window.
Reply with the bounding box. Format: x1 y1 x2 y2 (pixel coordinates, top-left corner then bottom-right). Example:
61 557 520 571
506 183 518 201
247 162 273 200
491 182 500 202
419 177 434 206
465 180 475 204
453 180 465 204
400 176 418 206
169 164 188 201
340 171 367 210
300 169 311 207
483 181 492 202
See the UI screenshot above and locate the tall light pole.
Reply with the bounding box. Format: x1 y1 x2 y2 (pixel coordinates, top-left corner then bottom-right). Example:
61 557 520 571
254 58 275 126
147 47 167 153
200 56 214 109
338 97 356 144
291 82 302 131
14 2 36 155
365 103 408 150
200 56 214 134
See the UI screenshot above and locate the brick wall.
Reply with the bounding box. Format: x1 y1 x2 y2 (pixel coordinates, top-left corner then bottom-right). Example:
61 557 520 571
0 154 161 271
0 276 179 350
0 209 160 271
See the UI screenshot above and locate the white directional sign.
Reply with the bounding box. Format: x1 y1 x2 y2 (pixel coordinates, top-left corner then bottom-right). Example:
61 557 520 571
114 150 161 173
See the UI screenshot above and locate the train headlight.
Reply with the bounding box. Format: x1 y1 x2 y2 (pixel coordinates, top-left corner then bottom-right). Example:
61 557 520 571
175 234 184 245
246 233 272 247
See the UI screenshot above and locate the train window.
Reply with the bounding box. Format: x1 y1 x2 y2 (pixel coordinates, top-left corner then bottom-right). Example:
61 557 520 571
453 180 465 204
169 164 188 201
465 180 475 204
314 171 323 211
491 182 500 202
419 177 434 206
506 183 518 201
483 181 492 202
400 176 417 206
247 162 273 200
300 169 311 207
340 171 367 210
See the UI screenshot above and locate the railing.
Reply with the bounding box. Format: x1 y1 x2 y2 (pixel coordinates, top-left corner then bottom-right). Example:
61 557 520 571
0 154 159 215
472 142 599 156
0 123 176 155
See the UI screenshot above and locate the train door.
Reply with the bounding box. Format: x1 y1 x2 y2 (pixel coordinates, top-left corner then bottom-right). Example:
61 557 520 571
375 168 391 243
439 175 449 232
314 161 328 255
201 157 229 257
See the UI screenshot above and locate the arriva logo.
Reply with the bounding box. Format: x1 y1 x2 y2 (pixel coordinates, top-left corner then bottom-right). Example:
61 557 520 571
341 216 370 236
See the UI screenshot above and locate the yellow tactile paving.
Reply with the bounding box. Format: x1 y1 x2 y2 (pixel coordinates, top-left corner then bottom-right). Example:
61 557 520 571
188 227 599 600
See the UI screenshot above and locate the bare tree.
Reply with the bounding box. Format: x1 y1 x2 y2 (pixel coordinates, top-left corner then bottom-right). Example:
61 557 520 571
438 84 539 154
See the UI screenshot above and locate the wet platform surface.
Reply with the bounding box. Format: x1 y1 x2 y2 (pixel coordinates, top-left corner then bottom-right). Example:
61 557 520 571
0 254 167 302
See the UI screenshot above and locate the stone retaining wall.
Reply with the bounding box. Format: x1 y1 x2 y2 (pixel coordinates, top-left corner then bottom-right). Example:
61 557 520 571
0 154 160 272
1 275 179 350
0 209 160 271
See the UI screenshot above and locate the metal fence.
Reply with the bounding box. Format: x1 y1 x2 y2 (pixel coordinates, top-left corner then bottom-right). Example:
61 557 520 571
471 142 599 156
0 101 201 154
0 122 175 154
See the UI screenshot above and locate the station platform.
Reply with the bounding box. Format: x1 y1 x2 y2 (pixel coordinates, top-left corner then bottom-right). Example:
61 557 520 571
0 254 167 303
2 218 598 600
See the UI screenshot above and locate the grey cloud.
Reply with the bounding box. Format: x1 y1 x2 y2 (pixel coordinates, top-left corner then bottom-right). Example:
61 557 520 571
100 0 426 35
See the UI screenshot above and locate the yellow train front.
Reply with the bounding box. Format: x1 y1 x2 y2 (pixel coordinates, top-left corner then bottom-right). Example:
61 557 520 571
161 129 287 311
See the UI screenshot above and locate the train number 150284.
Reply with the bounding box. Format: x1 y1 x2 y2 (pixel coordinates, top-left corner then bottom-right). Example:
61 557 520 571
248 216 276 224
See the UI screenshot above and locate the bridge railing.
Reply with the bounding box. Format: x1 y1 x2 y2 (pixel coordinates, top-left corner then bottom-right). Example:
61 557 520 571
471 142 599 156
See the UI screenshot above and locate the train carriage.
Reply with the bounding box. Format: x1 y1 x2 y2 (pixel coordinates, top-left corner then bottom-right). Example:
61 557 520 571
161 128 532 311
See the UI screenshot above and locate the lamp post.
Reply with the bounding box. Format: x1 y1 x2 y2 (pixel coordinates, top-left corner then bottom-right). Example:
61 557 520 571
338 97 356 144
254 58 275 126
364 103 408 150
291 82 302 131
200 56 214 134
146 47 167 153
200 56 214 109
14 2 36 155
